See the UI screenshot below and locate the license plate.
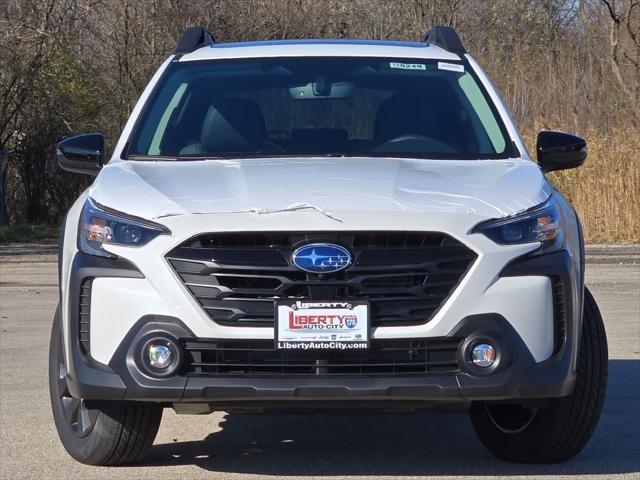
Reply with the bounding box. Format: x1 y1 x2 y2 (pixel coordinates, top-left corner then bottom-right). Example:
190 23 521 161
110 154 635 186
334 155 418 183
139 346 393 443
275 300 370 350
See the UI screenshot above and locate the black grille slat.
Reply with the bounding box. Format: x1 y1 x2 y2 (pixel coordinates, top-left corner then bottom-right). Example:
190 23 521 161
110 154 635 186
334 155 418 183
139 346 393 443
78 279 93 354
167 232 476 328
552 278 567 353
181 338 462 376
188 361 456 368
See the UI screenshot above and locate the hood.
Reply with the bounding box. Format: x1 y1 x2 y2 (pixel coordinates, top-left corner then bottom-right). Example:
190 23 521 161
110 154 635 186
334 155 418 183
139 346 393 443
89 157 551 221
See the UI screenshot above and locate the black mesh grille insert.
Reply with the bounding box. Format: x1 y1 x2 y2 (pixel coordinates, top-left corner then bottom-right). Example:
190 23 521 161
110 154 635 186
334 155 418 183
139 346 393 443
182 337 462 376
166 232 477 328
78 279 92 354
552 277 567 353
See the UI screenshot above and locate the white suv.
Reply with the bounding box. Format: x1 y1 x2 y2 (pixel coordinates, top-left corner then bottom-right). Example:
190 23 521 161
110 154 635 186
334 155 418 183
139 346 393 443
50 26 607 465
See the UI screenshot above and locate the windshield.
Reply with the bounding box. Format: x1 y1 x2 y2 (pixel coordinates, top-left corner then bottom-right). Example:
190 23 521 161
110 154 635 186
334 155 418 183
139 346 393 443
127 57 515 160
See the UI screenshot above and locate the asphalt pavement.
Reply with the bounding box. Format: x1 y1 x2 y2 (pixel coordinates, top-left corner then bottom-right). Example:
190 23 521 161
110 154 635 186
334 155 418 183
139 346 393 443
0 251 638 480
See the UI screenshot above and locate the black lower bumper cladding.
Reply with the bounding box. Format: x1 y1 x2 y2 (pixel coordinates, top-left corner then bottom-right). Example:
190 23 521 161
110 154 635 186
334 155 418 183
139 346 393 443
65 249 579 405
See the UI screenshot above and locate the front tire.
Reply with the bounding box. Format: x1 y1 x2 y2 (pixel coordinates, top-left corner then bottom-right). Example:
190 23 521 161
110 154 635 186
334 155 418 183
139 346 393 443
469 287 608 463
48 306 163 465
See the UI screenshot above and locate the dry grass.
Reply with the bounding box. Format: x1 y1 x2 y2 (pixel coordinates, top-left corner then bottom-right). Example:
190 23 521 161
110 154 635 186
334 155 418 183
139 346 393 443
523 127 640 244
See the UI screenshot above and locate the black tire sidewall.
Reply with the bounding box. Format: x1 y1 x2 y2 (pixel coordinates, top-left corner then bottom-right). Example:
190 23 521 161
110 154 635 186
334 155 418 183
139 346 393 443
48 306 118 465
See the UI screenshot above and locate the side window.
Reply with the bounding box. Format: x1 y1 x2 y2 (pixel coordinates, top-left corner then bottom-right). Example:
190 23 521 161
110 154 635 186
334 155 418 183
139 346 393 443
458 74 506 153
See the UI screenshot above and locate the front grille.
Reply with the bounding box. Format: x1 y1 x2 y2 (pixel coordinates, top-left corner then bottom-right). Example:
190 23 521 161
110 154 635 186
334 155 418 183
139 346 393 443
167 232 476 328
182 337 462 376
78 279 92 354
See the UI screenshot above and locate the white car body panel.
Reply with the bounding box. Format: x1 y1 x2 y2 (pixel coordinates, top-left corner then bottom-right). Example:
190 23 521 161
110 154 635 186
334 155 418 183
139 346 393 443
89 157 551 221
61 191 88 369
179 41 461 63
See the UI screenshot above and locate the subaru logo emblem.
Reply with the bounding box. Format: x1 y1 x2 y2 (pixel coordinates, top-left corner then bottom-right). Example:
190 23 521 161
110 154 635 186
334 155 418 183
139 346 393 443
291 243 352 274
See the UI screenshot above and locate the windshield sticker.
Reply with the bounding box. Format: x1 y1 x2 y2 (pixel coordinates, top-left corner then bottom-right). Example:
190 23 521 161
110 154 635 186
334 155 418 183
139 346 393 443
389 62 427 71
438 62 465 73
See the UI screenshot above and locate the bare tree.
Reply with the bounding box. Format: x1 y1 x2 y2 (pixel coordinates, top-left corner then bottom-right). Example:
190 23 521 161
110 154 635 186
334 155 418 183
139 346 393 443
0 0 637 240
599 0 640 108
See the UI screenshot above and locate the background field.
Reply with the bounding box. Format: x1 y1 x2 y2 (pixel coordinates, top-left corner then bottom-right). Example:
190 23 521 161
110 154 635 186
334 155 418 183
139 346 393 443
1 0 638 242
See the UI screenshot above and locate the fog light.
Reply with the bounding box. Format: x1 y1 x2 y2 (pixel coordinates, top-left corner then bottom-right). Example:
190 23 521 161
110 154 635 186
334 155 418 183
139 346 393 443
141 337 181 376
147 342 173 369
471 343 496 368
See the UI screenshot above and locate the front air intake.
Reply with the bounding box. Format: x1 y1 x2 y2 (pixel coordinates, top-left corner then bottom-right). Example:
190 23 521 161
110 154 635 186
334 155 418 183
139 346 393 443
181 337 463 376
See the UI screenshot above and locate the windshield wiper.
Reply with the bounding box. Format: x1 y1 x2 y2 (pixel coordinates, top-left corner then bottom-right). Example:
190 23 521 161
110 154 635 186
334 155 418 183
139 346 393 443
126 154 256 161
126 152 354 161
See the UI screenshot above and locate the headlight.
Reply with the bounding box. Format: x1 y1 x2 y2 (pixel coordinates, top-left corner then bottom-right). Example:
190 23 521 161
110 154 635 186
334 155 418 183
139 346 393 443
471 196 564 253
79 198 170 257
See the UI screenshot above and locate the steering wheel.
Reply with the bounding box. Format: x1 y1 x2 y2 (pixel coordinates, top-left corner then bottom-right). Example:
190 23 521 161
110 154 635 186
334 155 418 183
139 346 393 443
260 141 287 154
372 134 458 154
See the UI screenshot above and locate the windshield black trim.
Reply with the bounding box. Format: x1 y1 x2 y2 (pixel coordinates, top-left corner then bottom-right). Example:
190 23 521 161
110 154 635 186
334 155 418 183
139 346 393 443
126 152 517 162
124 56 517 161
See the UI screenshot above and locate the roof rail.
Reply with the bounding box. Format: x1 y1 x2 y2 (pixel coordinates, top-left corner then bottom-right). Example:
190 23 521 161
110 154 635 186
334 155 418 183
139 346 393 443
423 26 466 55
175 26 215 54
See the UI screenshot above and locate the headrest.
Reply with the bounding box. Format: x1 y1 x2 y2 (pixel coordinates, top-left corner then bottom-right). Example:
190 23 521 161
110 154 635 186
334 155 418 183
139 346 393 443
200 98 266 153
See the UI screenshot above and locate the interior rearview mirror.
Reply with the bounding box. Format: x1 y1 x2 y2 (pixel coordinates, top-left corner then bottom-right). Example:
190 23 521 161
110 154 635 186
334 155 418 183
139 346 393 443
289 81 354 99
536 130 587 173
57 133 106 175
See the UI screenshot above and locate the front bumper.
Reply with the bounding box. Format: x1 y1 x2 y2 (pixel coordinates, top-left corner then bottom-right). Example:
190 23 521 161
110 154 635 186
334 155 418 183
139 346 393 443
65 249 579 405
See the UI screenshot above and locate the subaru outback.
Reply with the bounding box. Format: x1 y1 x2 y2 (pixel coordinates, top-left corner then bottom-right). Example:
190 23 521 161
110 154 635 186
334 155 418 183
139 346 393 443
50 26 607 465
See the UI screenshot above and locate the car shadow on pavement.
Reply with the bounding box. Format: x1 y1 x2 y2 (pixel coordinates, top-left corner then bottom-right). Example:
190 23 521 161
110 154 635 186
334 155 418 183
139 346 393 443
142 359 639 476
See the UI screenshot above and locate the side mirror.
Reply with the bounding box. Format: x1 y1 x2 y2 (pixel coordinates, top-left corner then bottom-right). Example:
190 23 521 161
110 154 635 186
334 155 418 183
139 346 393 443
56 133 106 175
536 130 587 173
